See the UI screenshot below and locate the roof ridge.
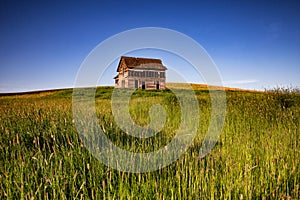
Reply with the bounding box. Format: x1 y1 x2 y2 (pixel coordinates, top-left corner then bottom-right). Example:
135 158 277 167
116 56 167 72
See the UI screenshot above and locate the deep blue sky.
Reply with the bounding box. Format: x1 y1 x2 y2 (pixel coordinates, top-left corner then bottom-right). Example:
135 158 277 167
0 0 299 92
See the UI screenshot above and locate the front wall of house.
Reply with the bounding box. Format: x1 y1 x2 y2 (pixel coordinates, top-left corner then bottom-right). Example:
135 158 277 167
127 77 166 90
115 68 166 90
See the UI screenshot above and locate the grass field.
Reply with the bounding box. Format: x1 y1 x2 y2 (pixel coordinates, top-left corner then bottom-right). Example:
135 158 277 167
0 84 299 199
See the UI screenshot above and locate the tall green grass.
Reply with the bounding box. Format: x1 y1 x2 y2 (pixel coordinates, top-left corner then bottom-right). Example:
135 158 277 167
0 86 299 199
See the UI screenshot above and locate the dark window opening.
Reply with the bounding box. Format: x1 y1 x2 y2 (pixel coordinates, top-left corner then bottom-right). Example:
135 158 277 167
160 72 165 78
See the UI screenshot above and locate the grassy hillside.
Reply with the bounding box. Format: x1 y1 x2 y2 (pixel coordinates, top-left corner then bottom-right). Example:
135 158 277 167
0 84 299 199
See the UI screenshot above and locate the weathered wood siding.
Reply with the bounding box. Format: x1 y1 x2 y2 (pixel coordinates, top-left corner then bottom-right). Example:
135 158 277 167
114 57 167 90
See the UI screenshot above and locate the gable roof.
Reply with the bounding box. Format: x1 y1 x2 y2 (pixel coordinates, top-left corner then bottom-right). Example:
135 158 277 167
116 56 167 72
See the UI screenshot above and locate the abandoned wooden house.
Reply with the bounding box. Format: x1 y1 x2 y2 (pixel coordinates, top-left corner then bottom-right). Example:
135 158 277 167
114 56 167 90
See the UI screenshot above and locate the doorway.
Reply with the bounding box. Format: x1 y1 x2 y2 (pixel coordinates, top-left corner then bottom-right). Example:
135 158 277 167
156 81 159 90
142 82 146 89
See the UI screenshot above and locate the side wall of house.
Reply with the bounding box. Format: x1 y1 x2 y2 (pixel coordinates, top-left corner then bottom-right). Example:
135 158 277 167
114 60 129 88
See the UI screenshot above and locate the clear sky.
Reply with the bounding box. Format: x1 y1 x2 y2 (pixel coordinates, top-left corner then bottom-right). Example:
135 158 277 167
0 0 299 93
